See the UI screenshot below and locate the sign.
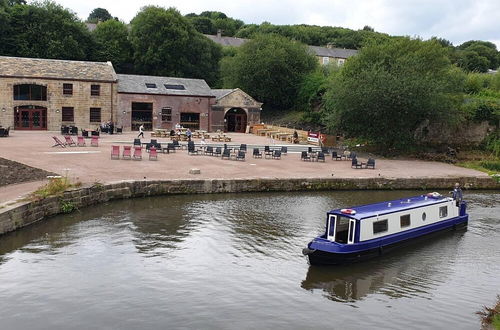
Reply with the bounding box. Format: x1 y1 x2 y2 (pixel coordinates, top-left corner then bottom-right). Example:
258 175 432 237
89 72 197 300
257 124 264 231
307 131 320 144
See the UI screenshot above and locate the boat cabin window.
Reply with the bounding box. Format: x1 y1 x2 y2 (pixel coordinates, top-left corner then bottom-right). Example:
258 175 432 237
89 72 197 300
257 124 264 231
348 220 355 243
439 206 448 218
422 212 426 221
400 214 410 228
335 216 350 243
373 219 388 234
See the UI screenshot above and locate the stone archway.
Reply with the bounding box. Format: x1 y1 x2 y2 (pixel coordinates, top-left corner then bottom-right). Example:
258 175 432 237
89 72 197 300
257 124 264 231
224 108 247 132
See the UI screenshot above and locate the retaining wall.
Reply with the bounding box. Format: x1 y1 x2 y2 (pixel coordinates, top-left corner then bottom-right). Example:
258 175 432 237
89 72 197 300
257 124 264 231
0 177 498 235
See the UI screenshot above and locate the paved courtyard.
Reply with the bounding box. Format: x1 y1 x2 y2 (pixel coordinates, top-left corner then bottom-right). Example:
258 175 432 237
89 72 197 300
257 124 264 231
0 130 487 204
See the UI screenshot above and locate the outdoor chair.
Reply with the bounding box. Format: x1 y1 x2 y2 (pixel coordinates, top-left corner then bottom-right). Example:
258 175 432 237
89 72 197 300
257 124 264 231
116 127 123 134
111 145 120 159
188 142 199 155
205 146 214 156
149 147 158 160
167 143 176 153
214 147 222 157
122 146 132 159
332 151 343 161
64 135 76 147
173 140 181 149
347 152 356 160
366 158 376 169
91 136 99 147
301 151 311 161
236 150 245 161
351 157 363 169
52 136 66 148
253 148 262 158
133 146 142 160
77 136 86 147
82 129 89 138
221 148 231 160
308 146 313 154
317 152 326 162
272 150 282 160
91 130 100 137
4 126 9 137
280 146 288 155
0 128 6 137
133 138 141 146
264 146 273 158
70 126 78 135
61 126 69 134
239 144 247 152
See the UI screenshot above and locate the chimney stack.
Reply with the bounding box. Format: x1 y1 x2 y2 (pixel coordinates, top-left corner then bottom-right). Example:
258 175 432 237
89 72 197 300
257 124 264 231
326 43 334 49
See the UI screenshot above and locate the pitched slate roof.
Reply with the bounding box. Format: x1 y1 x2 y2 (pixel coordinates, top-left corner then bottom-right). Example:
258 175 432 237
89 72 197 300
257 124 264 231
203 34 358 59
204 34 248 47
117 74 213 97
0 56 117 82
211 89 236 100
308 46 358 59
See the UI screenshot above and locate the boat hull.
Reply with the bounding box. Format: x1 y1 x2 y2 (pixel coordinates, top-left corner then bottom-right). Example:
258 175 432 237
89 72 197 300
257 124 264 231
304 215 468 266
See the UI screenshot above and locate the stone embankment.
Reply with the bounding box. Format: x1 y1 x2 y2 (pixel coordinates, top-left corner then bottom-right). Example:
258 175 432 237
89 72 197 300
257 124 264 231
0 177 498 235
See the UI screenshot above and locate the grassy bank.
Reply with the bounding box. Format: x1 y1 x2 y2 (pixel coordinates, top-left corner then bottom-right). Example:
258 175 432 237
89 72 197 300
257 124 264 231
478 296 500 329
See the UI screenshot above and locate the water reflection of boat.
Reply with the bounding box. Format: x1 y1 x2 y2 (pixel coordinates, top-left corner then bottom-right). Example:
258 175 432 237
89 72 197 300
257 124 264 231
301 229 466 302
303 193 468 265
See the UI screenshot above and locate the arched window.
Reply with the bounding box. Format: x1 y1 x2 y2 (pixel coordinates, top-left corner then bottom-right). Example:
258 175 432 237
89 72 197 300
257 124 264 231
13 84 47 101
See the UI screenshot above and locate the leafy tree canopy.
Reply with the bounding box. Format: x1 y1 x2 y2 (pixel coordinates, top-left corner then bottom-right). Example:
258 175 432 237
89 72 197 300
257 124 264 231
87 7 112 23
185 11 244 36
457 40 499 70
92 19 133 73
322 38 466 150
130 6 222 85
4 1 93 60
221 33 318 109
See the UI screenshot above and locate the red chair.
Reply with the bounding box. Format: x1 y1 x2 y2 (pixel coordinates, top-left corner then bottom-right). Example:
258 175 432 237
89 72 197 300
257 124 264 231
64 135 76 146
149 146 158 160
133 146 142 160
111 145 120 159
91 136 99 147
52 136 66 148
123 146 132 159
77 136 86 147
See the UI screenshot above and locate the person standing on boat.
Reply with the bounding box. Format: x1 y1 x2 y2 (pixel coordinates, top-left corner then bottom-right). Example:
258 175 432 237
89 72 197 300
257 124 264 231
452 182 463 206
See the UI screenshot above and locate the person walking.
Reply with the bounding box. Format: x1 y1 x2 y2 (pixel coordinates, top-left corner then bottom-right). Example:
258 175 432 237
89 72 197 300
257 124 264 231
137 124 144 138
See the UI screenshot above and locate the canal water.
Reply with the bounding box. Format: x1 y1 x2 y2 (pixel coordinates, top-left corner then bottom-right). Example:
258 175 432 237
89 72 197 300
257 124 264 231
0 190 498 329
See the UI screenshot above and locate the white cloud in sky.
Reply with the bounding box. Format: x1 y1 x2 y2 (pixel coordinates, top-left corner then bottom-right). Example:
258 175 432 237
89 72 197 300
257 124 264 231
49 0 500 48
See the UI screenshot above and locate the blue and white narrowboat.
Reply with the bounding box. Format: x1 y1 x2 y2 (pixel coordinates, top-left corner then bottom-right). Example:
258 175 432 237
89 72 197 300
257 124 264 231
303 193 468 265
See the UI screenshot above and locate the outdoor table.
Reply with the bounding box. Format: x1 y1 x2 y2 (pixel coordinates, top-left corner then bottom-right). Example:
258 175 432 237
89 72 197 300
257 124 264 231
266 130 280 137
257 129 271 136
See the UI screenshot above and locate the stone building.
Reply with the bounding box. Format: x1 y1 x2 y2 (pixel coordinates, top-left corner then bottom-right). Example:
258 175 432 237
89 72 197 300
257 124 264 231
211 89 262 133
117 75 262 132
0 56 117 131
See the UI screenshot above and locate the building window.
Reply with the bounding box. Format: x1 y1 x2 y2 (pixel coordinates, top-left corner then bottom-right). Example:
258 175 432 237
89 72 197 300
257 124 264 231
91 85 100 96
400 214 411 228
145 83 157 88
439 206 448 218
373 219 388 234
338 59 346 66
63 83 73 95
164 84 185 90
322 57 330 65
13 84 47 101
161 107 172 122
90 108 101 123
61 107 74 122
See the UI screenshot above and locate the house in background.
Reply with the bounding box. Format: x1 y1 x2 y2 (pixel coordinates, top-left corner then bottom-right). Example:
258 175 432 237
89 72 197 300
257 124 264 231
0 56 117 131
204 31 358 66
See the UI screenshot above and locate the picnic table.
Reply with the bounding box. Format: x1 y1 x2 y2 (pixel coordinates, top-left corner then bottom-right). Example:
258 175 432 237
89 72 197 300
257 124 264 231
257 128 271 136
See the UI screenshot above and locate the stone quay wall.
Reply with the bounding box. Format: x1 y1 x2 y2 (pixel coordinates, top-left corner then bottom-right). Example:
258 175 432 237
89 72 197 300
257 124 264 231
0 176 498 235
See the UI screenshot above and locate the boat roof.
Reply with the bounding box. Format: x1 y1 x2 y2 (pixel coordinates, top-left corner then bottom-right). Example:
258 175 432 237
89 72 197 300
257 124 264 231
329 194 453 220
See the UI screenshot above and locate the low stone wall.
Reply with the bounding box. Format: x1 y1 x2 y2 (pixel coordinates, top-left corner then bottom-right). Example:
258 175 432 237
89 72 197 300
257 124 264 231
0 176 498 235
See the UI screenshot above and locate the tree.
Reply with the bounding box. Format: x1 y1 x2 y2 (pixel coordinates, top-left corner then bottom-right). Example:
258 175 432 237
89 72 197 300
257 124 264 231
129 6 222 85
323 38 466 150
87 7 112 23
455 49 490 72
5 1 94 60
92 19 133 72
457 40 499 70
221 34 318 109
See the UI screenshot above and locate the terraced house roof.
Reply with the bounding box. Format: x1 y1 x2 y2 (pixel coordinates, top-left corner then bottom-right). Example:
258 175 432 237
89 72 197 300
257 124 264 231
0 56 117 82
117 74 214 97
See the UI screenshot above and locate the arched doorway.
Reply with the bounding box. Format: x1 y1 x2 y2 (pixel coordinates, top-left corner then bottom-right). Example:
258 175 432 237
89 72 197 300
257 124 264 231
14 105 47 130
224 108 247 133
